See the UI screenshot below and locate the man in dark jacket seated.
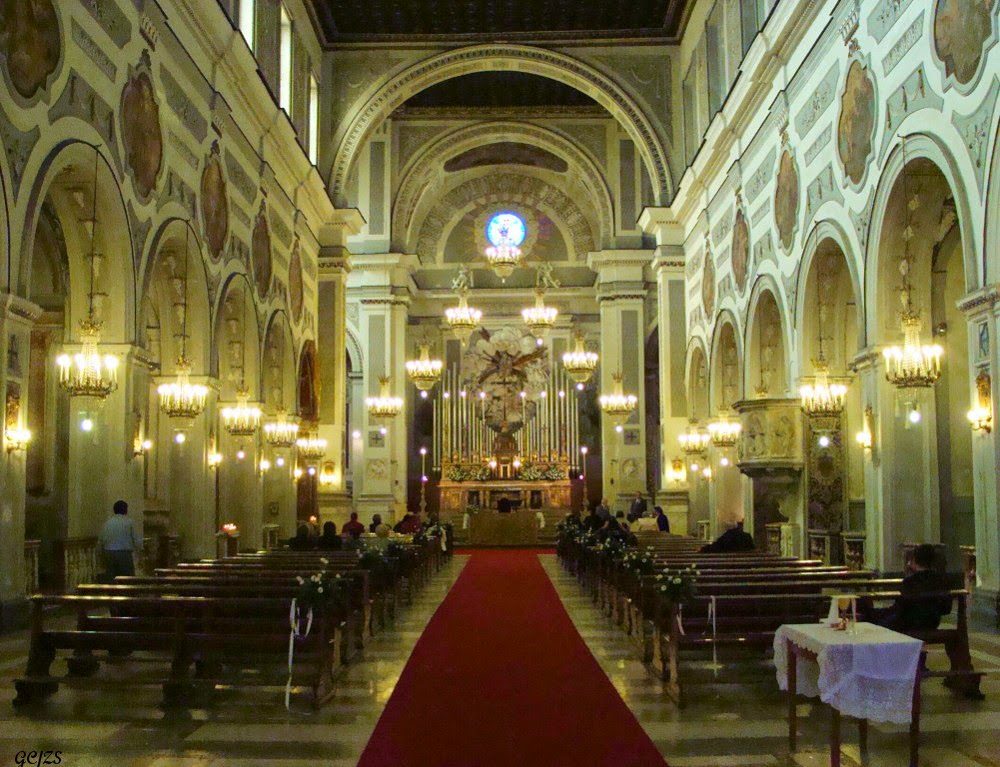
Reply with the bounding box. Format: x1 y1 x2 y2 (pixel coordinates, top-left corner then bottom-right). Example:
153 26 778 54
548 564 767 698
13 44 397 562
700 520 755 553
877 543 952 632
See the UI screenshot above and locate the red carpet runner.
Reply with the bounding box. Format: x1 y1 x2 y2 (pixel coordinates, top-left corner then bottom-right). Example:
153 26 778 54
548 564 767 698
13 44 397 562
358 550 667 766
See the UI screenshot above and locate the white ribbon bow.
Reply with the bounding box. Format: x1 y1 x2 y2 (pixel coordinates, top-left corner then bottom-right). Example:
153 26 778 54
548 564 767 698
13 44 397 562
285 598 314 710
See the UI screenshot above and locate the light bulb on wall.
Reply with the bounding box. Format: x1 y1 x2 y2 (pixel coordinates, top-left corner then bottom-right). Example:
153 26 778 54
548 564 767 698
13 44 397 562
907 406 922 424
174 431 186 444
817 435 831 448
80 417 94 432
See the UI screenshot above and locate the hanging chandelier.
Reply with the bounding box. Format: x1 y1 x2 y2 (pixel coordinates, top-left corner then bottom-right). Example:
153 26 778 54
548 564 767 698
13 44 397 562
158 224 208 418
707 412 741 448
884 311 943 388
484 219 524 280
405 343 443 391
599 372 638 424
884 139 943 389
57 146 119 400
800 357 848 416
678 424 710 455
366 376 403 420
296 433 327 461
263 409 299 447
562 333 599 384
445 289 482 340
221 387 261 436
522 288 558 337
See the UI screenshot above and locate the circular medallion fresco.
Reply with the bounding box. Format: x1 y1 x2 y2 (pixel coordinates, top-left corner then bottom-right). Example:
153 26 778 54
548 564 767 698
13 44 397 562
120 59 162 199
933 0 998 85
702 249 716 318
288 241 303 323
731 208 750 295
1 0 60 99
837 59 876 186
200 144 229 260
251 205 272 298
774 149 800 252
486 212 527 247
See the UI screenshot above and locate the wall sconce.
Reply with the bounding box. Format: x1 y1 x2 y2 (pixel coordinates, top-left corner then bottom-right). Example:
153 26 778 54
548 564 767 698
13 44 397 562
208 451 223 468
5 425 31 453
700 466 713 481
967 370 993 434
259 458 272 473
855 405 875 458
293 467 303 480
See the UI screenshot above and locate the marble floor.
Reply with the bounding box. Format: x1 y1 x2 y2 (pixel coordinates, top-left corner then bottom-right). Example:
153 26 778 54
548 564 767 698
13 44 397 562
0 555 468 767
540 554 1000 767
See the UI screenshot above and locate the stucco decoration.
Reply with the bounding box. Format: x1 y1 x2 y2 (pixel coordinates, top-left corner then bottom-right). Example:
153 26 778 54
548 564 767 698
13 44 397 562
731 204 750 295
200 141 229 260
251 201 272 298
288 239 303 323
774 146 800 252
702 243 716 318
933 0 998 85
837 59 876 186
119 50 162 199
0 0 60 99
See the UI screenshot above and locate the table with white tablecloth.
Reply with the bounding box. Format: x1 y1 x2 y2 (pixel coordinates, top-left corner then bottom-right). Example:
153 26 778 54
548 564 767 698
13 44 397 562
774 622 925 767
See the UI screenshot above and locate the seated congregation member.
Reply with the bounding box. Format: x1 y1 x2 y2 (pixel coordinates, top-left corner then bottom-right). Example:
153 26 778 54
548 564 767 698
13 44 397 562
369 513 383 533
342 512 366 539
289 524 315 551
583 507 602 532
877 543 953 632
700 520 755 553
655 505 670 533
99 500 141 579
317 521 343 550
595 497 611 522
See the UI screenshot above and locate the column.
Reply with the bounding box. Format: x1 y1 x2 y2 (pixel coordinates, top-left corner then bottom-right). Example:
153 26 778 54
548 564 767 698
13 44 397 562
958 287 1000 622
0 294 41 628
588 250 651 507
316 209 363 526
641 207 691 533
349 253 414 522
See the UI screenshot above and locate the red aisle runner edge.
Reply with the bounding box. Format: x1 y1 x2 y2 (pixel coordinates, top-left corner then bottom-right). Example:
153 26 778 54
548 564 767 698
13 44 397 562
358 549 668 767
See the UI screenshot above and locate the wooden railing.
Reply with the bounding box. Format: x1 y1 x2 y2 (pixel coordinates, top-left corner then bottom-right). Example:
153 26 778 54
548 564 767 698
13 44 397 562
24 540 40 595
54 537 99 593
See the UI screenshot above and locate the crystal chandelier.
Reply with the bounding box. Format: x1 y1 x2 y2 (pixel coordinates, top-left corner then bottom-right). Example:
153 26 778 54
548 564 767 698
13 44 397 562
522 288 558 337
296 433 327 461
221 387 261 436
599 372 638 424
707 413 741 448
800 357 848 416
264 409 299 447
445 289 482 340
366 376 404 420
405 343 443 391
57 146 119 400
883 140 943 389
158 225 208 418
484 220 523 280
562 333 598 384
678 424 710 455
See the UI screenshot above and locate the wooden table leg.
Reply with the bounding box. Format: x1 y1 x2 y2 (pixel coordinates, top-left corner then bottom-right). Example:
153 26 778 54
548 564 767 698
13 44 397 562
910 652 924 767
787 638 797 751
831 707 841 767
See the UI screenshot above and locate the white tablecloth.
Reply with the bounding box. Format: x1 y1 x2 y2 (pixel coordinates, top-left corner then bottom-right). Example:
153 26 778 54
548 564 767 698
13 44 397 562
774 622 923 725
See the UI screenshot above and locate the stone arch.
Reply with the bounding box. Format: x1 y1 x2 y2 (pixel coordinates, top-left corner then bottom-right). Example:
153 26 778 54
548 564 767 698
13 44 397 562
0 147 9 289
866 131 981 340
685 337 710 420
212 272 261 400
709 309 742 412
795 218 865 360
330 44 672 206
142 216 213 375
744 275 792 398
297 339 318 422
262 309 296 413
393 121 615 250
984 113 1000 285
16 137 136 341
345 325 364 374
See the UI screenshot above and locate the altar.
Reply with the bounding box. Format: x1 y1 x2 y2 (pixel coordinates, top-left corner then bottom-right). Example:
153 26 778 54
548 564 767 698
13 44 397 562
438 479 571 513
467 509 539 546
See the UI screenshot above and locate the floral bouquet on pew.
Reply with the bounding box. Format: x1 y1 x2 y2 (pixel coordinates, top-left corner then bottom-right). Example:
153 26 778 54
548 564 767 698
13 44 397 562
654 564 699 606
621 550 656 576
295 571 345 612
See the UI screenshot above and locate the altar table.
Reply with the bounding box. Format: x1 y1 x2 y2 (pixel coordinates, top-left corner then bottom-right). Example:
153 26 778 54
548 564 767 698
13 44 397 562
468 511 538 546
774 622 924 767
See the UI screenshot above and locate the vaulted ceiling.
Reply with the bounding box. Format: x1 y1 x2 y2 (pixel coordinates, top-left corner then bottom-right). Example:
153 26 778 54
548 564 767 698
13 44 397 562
308 0 692 43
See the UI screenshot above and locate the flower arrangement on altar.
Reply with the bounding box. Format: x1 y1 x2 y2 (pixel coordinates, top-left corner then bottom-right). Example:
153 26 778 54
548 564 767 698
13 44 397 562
518 463 567 481
655 565 699 605
217 523 239 537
